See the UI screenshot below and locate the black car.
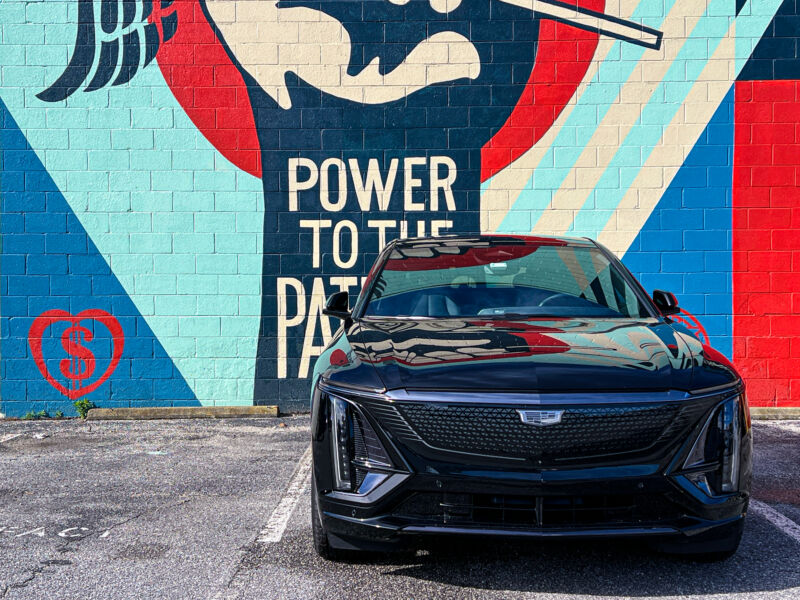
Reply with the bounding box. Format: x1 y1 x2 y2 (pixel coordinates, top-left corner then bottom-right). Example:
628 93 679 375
309 235 751 561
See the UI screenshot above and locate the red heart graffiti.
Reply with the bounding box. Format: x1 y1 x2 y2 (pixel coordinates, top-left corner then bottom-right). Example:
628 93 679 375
28 309 125 400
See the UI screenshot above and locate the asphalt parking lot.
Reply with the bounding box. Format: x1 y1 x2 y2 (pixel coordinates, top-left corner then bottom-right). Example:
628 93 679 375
1 417 799 600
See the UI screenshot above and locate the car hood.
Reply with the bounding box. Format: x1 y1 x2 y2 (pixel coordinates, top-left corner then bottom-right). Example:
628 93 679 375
336 317 738 394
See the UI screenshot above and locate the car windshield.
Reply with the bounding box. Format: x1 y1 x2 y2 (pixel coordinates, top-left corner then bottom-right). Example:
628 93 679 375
363 238 650 319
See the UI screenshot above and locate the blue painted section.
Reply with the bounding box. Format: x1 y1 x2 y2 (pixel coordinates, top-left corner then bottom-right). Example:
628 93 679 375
0 99 198 417
622 88 734 358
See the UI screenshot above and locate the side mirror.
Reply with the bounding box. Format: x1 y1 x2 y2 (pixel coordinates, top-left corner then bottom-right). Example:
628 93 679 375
323 291 351 320
652 289 680 316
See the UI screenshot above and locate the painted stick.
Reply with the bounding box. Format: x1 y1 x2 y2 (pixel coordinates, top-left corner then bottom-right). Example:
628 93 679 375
498 0 663 49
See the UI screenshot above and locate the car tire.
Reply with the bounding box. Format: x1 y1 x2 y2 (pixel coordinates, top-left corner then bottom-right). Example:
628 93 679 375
655 517 745 562
311 478 343 561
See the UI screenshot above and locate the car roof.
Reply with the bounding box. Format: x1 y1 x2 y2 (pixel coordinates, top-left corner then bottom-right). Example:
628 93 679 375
389 234 597 249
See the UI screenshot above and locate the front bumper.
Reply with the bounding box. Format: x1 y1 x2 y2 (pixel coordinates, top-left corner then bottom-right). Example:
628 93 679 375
311 384 752 548
317 470 748 549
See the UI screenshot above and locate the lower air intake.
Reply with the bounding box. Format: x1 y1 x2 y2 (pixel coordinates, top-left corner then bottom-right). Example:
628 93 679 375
393 492 680 529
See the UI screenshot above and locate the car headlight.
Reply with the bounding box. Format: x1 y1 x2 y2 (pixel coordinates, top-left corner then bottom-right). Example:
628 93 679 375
682 394 743 496
329 393 393 494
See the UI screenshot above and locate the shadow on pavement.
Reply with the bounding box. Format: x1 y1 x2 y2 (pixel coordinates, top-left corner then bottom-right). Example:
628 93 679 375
272 513 800 597
381 517 799 596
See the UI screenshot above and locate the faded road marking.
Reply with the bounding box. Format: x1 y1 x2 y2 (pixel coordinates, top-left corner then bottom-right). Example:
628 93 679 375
0 433 23 444
765 420 800 435
257 445 312 544
751 500 800 545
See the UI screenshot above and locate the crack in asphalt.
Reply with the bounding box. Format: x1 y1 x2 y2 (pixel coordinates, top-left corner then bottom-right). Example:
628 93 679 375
210 534 269 600
212 559 248 600
0 496 197 598
96 496 195 536
3 537 88 594
211 499 299 600
4 566 44 595
0 417 310 599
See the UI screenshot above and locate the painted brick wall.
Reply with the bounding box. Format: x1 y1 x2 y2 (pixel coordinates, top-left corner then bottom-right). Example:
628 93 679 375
733 79 800 406
1 0 798 416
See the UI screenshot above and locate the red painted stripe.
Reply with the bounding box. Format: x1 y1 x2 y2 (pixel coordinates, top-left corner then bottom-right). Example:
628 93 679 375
154 1 262 178
481 0 604 182
733 80 800 407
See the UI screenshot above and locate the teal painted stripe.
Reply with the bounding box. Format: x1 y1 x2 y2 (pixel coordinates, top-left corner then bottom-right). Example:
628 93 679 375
567 0 784 238
0 0 266 406
569 0 733 235
494 0 677 233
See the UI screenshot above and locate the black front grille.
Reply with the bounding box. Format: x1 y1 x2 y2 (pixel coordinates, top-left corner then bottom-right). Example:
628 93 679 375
393 492 679 529
394 402 683 461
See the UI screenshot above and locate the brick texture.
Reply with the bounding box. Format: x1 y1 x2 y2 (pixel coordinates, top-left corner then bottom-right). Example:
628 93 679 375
1 0 798 415
733 79 800 407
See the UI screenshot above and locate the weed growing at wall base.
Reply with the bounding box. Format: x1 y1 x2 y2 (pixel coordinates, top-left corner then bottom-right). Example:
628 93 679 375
73 400 96 420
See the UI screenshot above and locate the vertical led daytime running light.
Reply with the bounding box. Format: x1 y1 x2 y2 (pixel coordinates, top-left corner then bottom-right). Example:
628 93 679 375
719 398 741 493
330 395 353 491
682 395 742 496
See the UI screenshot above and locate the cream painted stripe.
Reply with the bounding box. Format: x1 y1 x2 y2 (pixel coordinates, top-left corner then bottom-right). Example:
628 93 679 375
530 0 709 236
596 22 737 255
481 0 635 233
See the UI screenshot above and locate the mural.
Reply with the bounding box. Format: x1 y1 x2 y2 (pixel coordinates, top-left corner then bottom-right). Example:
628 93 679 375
1 0 798 416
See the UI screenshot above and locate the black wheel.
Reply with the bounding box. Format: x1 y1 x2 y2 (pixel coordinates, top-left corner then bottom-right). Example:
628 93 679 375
654 518 745 562
311 478 344 561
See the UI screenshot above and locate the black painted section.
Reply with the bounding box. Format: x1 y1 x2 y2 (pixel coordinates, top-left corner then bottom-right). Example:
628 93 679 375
738 0 800 81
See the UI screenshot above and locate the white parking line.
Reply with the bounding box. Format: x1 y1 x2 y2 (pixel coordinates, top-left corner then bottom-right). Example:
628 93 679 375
751 500 800 545
765 420 800 435
257 445 313 544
